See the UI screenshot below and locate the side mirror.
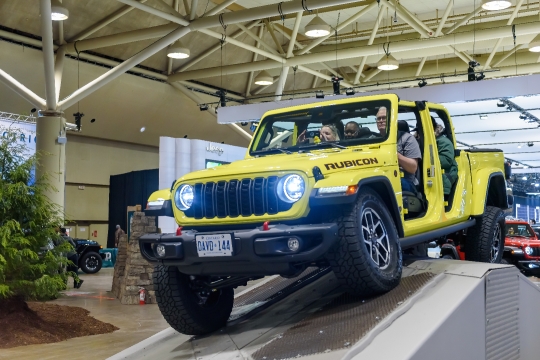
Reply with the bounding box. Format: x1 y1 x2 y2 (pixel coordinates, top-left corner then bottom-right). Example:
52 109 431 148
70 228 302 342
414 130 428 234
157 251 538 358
507 194 514 207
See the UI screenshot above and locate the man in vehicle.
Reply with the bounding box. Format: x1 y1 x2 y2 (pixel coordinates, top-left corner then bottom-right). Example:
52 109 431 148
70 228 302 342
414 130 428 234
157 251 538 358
376 106 422 193
431 117 458 196
344 121 360 139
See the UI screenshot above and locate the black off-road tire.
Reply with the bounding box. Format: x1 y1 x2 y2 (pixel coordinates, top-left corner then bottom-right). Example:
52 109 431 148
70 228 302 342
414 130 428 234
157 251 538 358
80 251 102 274
153 265 234 335
465 206 505 263
326 189 402 297
442 254 455 259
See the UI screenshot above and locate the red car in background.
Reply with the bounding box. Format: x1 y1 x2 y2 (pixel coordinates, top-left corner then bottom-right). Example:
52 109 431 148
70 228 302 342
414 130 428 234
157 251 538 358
501 219 540 275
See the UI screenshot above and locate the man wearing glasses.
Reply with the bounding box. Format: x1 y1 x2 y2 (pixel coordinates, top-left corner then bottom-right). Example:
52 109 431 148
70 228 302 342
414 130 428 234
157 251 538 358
376 106 422 193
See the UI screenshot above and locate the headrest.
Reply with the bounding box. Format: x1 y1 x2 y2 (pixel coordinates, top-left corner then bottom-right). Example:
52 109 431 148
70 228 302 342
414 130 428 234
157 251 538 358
397 120 410 133
357 127 372 137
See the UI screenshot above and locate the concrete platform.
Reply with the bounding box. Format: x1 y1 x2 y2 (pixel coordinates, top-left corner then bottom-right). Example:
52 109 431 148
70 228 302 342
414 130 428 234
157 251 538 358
109 260 540 360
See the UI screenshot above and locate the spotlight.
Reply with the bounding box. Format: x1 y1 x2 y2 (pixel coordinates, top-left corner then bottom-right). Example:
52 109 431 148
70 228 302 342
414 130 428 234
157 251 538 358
216 89 227 108
305 15 332 38
331 75 343 95
140 127 146 132
345 87 355 96
467 66 476 82
418 79 427 88
469 60 480 68
183 135 188 138
507 105 513 111
476 72 485 81
199 104 209 111
51 0 69 21
528 142 534 147
520 113 528 120
496 100 505 107
167 41 190 59
240 122 249 126
30 108 37 113
73 112 84 131
315 90 325 99
90 118 95 123
479 114 488 120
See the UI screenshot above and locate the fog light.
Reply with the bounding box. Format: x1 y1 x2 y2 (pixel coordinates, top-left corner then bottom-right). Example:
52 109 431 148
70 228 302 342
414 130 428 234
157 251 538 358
155 244 166 257
288 238 300 252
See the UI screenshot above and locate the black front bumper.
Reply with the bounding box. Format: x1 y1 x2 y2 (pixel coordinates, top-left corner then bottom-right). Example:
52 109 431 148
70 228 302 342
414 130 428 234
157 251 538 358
516 260 540 275
139 223 338 276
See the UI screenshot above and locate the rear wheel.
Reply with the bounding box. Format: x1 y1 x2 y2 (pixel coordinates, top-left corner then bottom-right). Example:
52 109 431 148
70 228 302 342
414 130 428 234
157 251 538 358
80 252 102 274
326 189 402 297
153 265 234 335
465 206 505 263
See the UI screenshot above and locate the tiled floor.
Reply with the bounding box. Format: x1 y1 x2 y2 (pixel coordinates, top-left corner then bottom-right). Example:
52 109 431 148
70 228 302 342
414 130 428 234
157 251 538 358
0 268 169 360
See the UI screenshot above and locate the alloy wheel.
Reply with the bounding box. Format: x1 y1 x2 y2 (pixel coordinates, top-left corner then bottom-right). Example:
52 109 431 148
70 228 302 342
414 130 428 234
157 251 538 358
362 207 391 269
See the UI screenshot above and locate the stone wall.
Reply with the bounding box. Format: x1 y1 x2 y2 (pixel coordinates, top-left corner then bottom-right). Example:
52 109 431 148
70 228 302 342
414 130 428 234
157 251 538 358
111 212 157 305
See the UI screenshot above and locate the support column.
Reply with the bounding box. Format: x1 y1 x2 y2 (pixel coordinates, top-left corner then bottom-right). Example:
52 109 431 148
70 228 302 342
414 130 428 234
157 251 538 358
36 112 66 211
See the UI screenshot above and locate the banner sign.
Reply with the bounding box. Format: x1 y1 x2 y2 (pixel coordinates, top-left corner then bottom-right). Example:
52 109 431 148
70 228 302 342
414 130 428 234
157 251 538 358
0 118 37 158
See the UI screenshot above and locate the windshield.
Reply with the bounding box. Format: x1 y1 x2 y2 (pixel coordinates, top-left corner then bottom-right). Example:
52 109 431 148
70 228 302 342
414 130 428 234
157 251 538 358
506 224 534 237
250 100 391 155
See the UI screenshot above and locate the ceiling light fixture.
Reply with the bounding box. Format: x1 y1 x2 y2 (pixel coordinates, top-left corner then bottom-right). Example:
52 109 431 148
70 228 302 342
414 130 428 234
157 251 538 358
345 88 355 96
481 0 512 11
315 90 325 99
167 41 190 59
140 127 146 132
199 104 209 111
331 75 343 95
377 54 399 71
305 15 332 38
497 100 506 107
476 72 485 81
520 113 528 120
51 0 69 21
528 34 540 52
418 79 428 88
254 70 274 85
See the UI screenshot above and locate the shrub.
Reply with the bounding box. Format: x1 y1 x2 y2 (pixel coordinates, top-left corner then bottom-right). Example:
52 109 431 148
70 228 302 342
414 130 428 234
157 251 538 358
0 127 71 301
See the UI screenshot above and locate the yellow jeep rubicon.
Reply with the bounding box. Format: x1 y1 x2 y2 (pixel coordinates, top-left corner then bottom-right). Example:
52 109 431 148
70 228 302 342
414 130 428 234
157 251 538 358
140 94 511 335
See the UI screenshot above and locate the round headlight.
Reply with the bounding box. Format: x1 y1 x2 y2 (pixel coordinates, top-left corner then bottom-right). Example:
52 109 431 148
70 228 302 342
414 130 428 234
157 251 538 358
278 174 305 203
525 246 533 255
175 184 193 210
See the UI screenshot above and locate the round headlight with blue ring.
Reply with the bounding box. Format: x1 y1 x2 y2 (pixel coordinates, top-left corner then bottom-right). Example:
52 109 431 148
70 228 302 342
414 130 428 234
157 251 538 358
175 184 194 210
278 174 305 203
525 246 533 256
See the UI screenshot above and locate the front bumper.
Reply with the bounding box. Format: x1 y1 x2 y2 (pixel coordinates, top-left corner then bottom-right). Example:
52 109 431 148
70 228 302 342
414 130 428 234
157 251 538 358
139 223 338 276
516 260 540 275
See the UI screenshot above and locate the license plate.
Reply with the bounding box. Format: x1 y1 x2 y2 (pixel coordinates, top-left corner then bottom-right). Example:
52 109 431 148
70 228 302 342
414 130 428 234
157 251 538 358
196 234 233 257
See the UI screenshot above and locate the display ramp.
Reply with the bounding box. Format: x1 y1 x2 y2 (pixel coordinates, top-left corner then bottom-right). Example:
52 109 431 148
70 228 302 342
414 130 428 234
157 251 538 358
108 260 540 360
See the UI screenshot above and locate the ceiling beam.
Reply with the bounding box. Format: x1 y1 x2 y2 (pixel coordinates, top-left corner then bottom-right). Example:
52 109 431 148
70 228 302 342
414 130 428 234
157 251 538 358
445 5 484 34
54 45 66 104
189 0 198 20
245 26 265 97
117 0 189 25
205 0 239 16
266 0 376 22
354 5 384 84
287 12 303 59
0 68 47 109
435 0 453 37
168 20 540 82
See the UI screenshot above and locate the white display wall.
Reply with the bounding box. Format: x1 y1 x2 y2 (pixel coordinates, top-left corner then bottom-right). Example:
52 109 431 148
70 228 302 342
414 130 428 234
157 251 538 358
158 137 247 233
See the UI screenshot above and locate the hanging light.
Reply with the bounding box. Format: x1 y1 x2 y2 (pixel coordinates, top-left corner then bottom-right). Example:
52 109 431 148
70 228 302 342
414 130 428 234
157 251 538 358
254 71 274 85
51 0 69 21
167 41 190 59
377 54 399 71
528 34 540 52
481 0 512 11
305 16 332 38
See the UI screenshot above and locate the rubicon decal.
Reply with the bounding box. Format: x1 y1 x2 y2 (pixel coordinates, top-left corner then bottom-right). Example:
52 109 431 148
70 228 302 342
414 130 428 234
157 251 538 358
324 158 379 170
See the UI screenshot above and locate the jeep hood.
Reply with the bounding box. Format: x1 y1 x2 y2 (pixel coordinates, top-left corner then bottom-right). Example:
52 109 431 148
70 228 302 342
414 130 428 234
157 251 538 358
178 148 383 182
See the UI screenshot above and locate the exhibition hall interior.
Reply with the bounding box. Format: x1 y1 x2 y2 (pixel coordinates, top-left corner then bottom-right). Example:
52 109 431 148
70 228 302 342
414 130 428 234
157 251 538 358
2 0 540 359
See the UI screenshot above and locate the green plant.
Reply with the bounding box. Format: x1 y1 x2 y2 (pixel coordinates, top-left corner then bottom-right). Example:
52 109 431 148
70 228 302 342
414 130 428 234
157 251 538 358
0 127 71 301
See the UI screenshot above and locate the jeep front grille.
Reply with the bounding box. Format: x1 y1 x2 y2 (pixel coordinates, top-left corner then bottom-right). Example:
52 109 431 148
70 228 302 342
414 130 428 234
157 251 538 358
530 247 540 257
184 176 294 219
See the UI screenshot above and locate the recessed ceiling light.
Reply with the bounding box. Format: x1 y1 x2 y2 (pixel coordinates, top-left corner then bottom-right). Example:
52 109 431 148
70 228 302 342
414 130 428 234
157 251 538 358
481 0 512 11
167 41 190 59
377 54 399 71
140 127 146 132
254 70 274 85
529 34 540 52
305 16 332 38
51 0 69 21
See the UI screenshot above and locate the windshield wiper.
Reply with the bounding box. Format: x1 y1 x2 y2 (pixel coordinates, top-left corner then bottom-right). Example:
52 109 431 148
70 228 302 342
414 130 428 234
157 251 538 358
252 148 292 155
299 142 347 150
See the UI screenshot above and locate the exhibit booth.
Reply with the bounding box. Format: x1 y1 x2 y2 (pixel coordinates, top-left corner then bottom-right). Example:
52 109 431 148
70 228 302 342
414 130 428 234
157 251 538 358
158 137 247 233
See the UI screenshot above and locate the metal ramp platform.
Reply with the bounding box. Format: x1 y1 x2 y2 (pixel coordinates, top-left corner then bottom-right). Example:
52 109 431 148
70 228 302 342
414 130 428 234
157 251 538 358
108 260 540 360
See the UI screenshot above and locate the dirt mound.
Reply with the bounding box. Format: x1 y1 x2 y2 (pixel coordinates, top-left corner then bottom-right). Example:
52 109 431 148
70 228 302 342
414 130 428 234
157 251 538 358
0 298 118 349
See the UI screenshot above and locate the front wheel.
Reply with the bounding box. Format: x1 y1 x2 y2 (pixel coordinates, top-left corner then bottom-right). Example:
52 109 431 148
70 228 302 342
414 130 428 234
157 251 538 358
326 189 402 297
153 265 234 335
465 206 505 263
80 251 102 274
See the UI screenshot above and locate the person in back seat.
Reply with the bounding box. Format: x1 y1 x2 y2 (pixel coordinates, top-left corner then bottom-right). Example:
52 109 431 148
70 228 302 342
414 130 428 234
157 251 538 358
376 107 422 194
431 117 458 196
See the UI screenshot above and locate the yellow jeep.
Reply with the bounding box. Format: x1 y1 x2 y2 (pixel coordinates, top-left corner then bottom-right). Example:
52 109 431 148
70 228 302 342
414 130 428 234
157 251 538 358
141 94 511 335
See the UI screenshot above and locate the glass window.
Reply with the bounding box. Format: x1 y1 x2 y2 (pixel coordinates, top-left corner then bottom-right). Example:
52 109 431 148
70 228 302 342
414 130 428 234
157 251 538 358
505 224 534 237
250 100 391 155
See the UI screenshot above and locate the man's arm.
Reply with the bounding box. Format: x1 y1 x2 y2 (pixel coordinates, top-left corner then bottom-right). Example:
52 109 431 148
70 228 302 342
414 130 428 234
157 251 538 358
397 153 418 174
